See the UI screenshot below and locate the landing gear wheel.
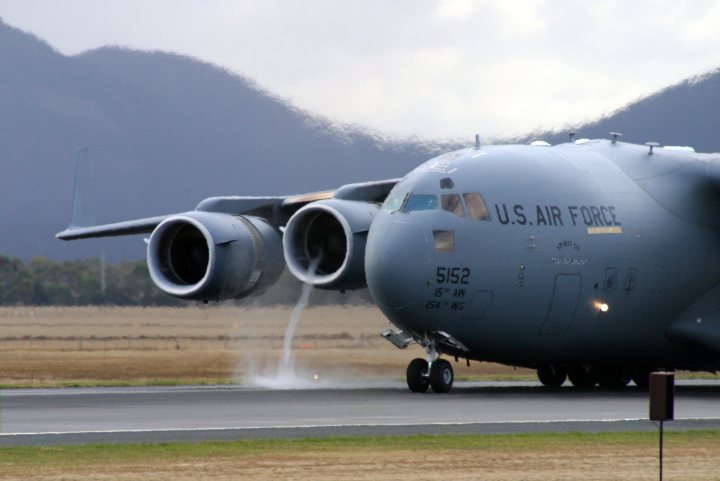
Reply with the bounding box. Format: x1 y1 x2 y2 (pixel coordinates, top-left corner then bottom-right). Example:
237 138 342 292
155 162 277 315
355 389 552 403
597 369 631 389
537 365 567 388
631 368 651 389
406 358 429 393
568 367 597 388
430 359 454 393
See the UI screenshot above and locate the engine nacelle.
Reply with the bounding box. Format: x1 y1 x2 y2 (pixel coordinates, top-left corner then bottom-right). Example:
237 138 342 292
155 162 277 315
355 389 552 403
147 212 283 300
283 199 379 290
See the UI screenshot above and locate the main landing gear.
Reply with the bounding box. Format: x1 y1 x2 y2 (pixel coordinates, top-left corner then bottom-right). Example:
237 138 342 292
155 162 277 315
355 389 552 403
536 365 653 389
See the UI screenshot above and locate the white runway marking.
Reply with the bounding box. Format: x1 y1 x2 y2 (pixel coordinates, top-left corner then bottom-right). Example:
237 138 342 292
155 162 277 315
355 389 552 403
2 381 719 445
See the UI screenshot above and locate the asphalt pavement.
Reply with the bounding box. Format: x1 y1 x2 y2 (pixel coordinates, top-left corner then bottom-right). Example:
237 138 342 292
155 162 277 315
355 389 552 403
1 380 719 446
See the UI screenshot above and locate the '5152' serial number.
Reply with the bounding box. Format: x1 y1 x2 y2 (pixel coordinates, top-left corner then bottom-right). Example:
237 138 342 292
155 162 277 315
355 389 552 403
435 267 471 285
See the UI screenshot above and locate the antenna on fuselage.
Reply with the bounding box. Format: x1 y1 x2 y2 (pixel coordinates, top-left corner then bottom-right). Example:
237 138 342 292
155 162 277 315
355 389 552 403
610 132 623 144
474 134 481 150
568 132 576 143
645 141 660 155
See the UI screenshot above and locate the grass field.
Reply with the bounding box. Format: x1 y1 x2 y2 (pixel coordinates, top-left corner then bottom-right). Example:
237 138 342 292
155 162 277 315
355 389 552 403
1 431 719 480
1 307 719 480
0 306 535 387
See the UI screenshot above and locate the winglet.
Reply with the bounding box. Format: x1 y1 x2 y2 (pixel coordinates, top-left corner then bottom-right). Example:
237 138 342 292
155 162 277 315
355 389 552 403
57 149 168 242
68 148 96 229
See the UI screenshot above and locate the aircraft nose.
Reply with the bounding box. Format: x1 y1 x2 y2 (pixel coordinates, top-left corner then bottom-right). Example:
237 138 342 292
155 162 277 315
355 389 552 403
366 218 429 310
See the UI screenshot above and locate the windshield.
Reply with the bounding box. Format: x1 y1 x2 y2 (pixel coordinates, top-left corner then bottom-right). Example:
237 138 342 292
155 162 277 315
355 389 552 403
403 194 438 212
382 191 408 212
382 189 490 222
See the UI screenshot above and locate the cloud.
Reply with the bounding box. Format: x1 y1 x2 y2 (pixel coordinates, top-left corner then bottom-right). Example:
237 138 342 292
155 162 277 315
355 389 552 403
1 0 719 138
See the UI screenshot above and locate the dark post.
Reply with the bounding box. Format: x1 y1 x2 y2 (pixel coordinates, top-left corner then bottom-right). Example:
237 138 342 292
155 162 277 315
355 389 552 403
649 372 675 481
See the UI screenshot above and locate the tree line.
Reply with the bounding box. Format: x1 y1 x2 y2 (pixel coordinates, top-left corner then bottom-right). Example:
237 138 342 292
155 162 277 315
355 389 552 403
0 255 372 306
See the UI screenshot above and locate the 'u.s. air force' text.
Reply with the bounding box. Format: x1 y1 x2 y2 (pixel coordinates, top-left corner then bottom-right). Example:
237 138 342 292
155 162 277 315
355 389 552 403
493 204 621 227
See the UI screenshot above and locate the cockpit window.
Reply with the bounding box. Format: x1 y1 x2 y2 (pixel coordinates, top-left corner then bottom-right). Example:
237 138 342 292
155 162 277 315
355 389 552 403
382 191 407 212
441 194 465 218
403 194 438 212
463 193 490 221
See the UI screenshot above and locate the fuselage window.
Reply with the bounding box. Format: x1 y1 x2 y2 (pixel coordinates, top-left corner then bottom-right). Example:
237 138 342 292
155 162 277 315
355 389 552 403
383 191 408 212
403 194 438 212
433 230 455 252
463 193 490 221
441 194 465 217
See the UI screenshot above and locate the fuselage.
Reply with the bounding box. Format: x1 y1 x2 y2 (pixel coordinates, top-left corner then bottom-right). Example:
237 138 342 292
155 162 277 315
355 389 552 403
365 139 720 371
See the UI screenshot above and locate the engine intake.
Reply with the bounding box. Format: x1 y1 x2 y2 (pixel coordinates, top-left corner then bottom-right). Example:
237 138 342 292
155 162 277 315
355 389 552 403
147 212 283 300
283 199 379 290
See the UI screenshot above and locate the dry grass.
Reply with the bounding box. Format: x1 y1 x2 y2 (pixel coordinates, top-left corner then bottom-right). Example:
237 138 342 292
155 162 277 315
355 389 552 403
0 306 533 386
1 308 719 480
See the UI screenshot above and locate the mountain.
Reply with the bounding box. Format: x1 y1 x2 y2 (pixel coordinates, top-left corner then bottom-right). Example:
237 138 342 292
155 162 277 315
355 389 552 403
2 19 720 262
534 70 720 152
0 19 441 261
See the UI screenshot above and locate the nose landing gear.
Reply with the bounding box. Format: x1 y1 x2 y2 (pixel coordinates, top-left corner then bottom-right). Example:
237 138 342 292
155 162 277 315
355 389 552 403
430 359 454 393
382 329 468 393
405 341 455 393
406 358 430 393
406 357 455 393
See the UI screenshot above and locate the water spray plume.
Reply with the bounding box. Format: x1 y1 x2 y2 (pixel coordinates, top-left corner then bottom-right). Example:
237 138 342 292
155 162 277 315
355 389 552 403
279 257 319 377
250 257 322 389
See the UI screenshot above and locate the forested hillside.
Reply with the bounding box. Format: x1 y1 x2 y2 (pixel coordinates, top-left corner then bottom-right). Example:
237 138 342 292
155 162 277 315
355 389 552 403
0 254 371 306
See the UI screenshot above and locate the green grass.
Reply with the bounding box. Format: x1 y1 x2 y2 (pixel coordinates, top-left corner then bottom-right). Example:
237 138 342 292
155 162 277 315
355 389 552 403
1 430 719 466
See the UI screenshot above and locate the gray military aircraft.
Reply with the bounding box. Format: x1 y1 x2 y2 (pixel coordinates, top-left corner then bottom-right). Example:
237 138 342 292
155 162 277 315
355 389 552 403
58 136 720 393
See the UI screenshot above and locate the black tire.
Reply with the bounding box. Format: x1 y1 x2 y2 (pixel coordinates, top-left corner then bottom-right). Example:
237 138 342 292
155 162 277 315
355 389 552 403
537 365 567 388
631 368 651 389
406 358 429 393
597 368 631 389
430 359 454 393
568 367 597 388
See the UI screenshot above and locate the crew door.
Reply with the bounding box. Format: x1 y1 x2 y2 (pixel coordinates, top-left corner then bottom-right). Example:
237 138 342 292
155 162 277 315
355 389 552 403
540 274 582 335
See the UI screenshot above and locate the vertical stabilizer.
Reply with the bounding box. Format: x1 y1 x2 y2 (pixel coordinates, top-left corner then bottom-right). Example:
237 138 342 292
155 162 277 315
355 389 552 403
68 148 96 228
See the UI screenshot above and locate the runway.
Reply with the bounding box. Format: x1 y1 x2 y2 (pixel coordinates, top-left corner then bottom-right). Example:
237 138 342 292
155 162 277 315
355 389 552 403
2 381 720 446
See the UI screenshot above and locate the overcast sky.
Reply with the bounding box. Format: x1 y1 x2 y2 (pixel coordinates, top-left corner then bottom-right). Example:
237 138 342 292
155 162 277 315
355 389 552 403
2 0 720 140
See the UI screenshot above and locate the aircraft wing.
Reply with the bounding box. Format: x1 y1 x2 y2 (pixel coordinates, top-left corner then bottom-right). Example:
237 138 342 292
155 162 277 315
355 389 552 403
56 216 169 240
281 178 401 208
56 179 400 241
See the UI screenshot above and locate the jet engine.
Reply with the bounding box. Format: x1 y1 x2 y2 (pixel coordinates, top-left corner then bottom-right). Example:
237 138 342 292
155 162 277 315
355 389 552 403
147 211 283 300
283 199 380 290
